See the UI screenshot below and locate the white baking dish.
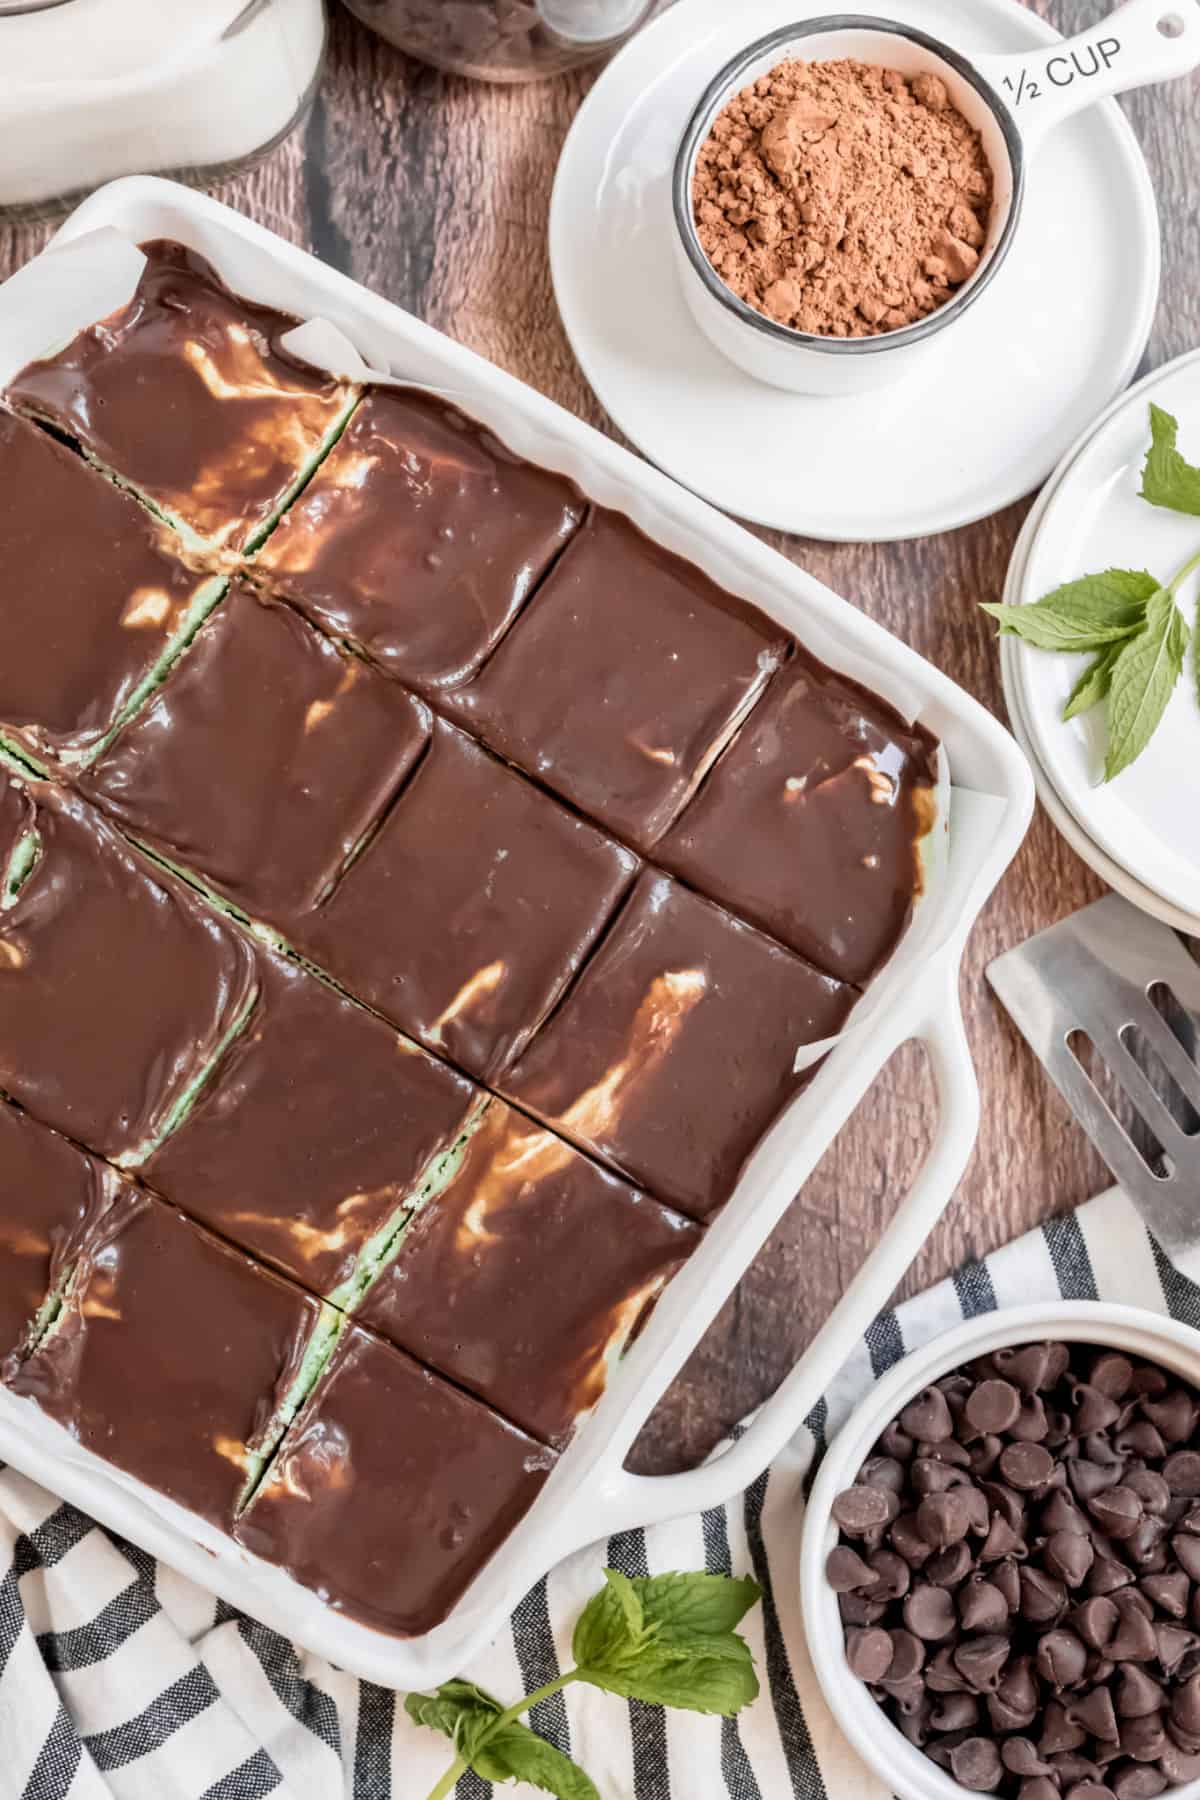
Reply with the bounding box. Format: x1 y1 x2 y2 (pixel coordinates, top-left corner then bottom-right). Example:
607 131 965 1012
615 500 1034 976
0 178 1034 1688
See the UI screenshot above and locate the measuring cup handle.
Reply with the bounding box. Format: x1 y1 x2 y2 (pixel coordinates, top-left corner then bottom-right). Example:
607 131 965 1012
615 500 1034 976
973 0 1200 153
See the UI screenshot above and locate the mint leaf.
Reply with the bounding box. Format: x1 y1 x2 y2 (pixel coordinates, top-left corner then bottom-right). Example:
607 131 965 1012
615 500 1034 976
405 1679 501 1751
584 1636 760 1714
1062 643 1122 722
981 570 1156 652
1141 404 1200 515
635 1571 761 1641
1104 586 1190 781
572 1577 641 1672
604 1567 645 1639
471 1722 601 1798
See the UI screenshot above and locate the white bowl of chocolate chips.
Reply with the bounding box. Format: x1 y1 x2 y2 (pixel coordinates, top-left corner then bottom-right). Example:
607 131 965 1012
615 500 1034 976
801 1302 1200 1800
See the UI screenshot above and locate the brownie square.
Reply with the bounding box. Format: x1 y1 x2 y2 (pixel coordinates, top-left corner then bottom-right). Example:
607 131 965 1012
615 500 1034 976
447 509 788 847
0 772 257 1162
359 1100 700 1447
253 387 583 692
145 953 481 1301
293 719 638 1081
0 1099 123 1371
661 656 939 986
234 1324 554 1636
0 412 225 770
83 584 431 920
6 240 355 554
505 871 854 1219
9 1190 335 1530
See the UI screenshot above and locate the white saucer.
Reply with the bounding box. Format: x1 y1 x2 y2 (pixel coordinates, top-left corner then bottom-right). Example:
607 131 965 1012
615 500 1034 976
1006 350 1200 927
549 0 1160 542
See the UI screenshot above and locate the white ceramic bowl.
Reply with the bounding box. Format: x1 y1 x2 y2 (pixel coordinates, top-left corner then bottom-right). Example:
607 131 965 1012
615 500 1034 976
800 1300 1200 1800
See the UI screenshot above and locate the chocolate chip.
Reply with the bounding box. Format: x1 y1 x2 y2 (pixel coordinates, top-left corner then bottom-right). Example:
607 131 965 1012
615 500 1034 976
959 1574 1009 1632
1072 1458 1124 1503
1021 1565 1068 1625
1061 1784 1118 1800
1091 1354 1135 1399
1143 1391 1198 1444
826 1545 876 1591
1047 1530 1096 1588
982 1514 1028 1562
1037 1628 1088 1688
879 1421 914 1459
1124 1468 1170 1513
1164 1450 1200 1496
845 1625 893 1681
1075 1596 1121 1652
1017 1780 1059 1800
1002 1442 1055 1490
1115 1665 1164 1718
1073 1383 1123 1434
993 1561 1022 1612
1003 1738 1054 1777
920 1437 972 1467
838 1591 886 1626
1169 1669 1200 1735
896 1698 934 1747
889 1511 934 1569
1049 1753 1103 1784
917 1491 970 1548
966 1379 1021 1434
1110 1766 1167 1799
1067 1685 1120 1741
1173 1534 1200 1583
994 1344 1054 1393
1010 1396 1051 1443
1089 1556 1136 1597
912 1457 964 1496
859 1454 906 1494
969 1434 1004 1477
1116 1425 1167 1465
1158 1736 1200 1781
832 1483 897 1535
1118 1713 1166 1761
883 1628 925 1682
1141 1570 1189 1618
954 1634 1010 1692
927 1644 973 1693
903 1582 957 1641
867 1549 910 1600
927 1541 973 1588
931 1692 978 1731
1109 1591 1159 1662
1090 1486 1145 1541
1042 1698 1088 1753
900 1386 954 1443
950 1736 1003 1791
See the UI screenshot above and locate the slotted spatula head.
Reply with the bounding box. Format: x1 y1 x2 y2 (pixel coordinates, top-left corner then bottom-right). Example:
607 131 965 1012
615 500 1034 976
988 895 1200 1257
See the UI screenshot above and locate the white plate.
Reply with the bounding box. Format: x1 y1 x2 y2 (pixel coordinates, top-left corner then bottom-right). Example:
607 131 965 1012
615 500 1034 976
549 0 1159 542
1009 349 1200 924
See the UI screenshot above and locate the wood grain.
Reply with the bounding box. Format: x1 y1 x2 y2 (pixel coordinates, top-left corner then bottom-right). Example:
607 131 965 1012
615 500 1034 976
3 2 1196 1475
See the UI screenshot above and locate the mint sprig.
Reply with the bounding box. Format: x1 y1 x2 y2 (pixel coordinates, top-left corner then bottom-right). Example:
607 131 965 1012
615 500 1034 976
408 1569 761 1800
980 405 1200 779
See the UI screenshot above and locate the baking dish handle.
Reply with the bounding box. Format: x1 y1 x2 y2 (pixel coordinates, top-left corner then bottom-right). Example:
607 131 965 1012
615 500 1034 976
593 957 979 1535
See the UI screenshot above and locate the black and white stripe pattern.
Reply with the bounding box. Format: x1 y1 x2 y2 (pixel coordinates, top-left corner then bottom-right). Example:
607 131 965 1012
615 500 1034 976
1 1186 1191 1798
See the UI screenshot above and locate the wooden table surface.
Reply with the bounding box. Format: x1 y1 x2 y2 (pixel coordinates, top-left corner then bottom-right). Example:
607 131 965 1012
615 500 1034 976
4 1 1196 1475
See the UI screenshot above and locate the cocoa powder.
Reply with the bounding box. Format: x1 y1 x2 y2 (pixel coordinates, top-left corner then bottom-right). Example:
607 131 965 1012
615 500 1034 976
692 58 993 338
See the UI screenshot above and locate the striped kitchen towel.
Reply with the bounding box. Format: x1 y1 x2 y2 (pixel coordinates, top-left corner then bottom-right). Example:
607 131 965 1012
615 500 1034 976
4 1184 1199 1800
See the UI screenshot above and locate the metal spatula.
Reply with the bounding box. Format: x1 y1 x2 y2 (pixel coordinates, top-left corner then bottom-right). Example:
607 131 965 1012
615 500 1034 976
988 895 1200 1257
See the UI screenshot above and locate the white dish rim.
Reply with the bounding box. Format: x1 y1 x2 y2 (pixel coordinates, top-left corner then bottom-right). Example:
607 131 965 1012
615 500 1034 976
0 176 1032 1688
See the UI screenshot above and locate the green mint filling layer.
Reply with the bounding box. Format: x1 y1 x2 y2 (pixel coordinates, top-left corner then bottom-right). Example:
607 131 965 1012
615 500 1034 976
326 1098 492 1317
241 387 362 557
58 575 230 773
124 833 290 952
116 980 261 1170
2 827 39 908
238 1300 344 1510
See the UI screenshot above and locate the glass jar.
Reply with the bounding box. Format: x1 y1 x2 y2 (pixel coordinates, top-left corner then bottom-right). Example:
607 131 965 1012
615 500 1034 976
342 0 664 81
0 0 327 222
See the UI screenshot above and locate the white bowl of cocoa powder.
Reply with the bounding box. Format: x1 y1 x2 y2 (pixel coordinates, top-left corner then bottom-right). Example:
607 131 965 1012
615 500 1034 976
671 17 1025 395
